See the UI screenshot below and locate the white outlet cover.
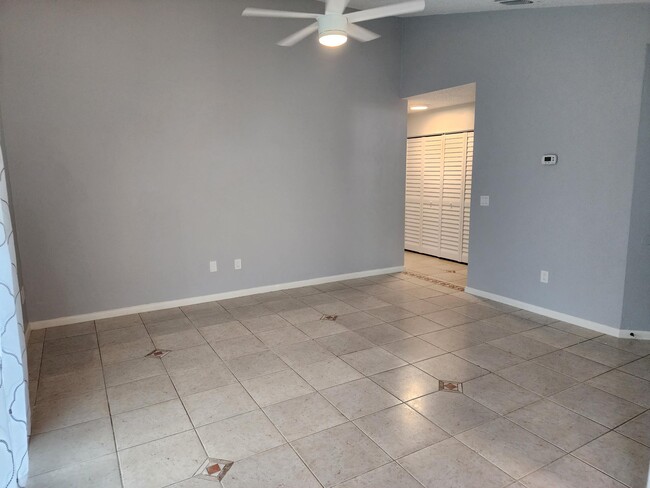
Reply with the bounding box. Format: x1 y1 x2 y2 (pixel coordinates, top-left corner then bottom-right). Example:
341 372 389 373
480 195 490 207
234 259 242 270
540 270 549 283
210 261 218 273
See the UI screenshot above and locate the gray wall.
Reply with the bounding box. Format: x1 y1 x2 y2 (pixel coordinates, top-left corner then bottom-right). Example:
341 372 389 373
622 46 650 333
0 0 406 321
402 5 650 328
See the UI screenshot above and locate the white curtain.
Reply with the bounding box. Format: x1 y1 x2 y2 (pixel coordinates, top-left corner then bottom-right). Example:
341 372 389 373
0 145 29 487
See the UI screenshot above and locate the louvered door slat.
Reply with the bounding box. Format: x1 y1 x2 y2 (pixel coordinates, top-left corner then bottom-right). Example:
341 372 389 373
438 133 467 261
421 135 443 255
405 138 423 251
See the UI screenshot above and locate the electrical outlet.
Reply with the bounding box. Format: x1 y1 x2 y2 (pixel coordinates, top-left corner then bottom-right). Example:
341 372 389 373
209 261 218 273
540 270 549 284
480 195 490 207
234 259 242 270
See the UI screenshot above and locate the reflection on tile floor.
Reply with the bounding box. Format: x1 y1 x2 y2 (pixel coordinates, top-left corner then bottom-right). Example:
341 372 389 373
26 252 650 487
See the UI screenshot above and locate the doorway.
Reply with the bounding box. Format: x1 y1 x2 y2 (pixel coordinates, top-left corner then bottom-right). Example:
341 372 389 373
403 83 476 285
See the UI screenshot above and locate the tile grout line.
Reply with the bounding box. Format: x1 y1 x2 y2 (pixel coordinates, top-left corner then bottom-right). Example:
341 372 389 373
96 319 126 488
29 322 127 486
31 339 45 411
151 322 211 486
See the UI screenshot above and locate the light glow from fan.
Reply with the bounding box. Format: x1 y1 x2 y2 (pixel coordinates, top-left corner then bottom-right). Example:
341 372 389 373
410 105 429 111
319 32 348 47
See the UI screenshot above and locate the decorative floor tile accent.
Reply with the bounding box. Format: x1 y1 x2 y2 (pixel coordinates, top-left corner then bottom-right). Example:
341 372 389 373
439 380 463 393
321 315 338 321
403 271 465 292
194 458 234 482
145 349 171 359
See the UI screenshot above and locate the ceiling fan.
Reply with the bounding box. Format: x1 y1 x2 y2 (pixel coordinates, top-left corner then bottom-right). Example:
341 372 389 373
242 0 425 47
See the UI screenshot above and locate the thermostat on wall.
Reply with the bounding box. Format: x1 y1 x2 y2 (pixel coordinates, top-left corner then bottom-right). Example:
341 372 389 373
542 154 558 165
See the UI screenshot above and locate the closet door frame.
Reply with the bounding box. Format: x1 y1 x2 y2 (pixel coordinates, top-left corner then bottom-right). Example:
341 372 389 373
461 133 474 263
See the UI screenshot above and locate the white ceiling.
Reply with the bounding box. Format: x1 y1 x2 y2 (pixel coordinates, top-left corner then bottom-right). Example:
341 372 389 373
343 0 650 16
406 83 476 111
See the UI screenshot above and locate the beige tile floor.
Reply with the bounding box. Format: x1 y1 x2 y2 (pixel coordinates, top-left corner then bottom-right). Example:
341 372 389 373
25 252 650 487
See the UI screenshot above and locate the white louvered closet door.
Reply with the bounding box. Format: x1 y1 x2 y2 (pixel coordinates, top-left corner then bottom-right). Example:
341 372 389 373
461 134 474 263
439 133 467 261
404 131 473 263
421 135 443 256
404 138 423 252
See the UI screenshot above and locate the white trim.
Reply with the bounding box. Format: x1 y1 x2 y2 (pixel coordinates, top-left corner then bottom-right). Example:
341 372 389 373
464 286 635 339
618 329 650 340
28 266 405 330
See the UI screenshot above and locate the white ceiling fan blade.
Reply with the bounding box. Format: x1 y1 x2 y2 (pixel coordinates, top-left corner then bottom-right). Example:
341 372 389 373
345 0 425 23
347 24 381 42
277 22 319 46
242 8 320 19
325 0 350 14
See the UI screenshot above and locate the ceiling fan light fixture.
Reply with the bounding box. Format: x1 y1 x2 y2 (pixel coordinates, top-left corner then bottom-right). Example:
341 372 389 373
318 14 348 47
319 32 348 47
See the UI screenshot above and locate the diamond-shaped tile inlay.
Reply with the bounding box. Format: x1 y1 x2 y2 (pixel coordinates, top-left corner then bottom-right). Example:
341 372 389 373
439 380 463 393
321 315 338 321
145 349 171 359
194 458 234 482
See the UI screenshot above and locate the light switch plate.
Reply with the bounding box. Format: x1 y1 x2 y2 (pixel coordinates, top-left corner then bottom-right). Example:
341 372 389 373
209 261 218 273
480 195 490 207
540 270 549 284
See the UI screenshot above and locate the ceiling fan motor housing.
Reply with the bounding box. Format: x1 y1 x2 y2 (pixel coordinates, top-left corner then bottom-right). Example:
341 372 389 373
318 14 348 38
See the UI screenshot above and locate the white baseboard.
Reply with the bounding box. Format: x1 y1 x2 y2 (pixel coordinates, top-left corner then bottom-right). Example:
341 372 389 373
464 286 645 339
617 329 650 340
29 265 405 330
